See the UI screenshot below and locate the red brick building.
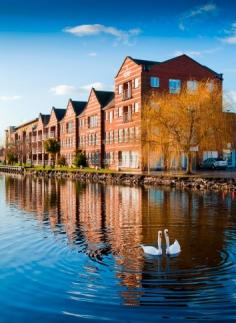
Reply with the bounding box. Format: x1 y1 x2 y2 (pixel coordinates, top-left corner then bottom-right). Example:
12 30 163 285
110 55 223 170
5 54 230 169
60 99 87 166
78 88 114 167
44 107 66 165
32 113 50 165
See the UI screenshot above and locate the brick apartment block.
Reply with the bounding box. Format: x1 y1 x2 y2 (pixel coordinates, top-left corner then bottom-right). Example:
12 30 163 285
78 88 114 167
44 107 66 165
60 99 86 165
6 54 235 169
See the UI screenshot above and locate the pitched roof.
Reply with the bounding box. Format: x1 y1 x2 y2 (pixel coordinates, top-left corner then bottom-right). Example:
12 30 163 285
70 100 87 115
39 113 50 125
162 54 223 79
103 97 115 110
53 108 66 121
116 54 222 79
94 90 114 107
14 118 39 131
129 57 160 70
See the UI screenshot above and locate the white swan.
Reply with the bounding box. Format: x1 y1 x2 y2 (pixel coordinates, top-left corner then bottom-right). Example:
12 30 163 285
164 229 181 255
141 230 162 256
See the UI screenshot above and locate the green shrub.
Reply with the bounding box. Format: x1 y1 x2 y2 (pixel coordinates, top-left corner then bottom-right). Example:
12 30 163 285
73 151 87 167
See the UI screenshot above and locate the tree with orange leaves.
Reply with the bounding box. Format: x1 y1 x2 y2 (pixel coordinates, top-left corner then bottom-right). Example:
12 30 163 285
142 81 234 174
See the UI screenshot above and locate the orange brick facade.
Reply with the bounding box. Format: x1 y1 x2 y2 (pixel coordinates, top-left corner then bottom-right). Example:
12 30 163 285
5 54 227 169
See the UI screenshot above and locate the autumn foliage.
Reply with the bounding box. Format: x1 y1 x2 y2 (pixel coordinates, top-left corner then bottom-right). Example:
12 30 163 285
142 81 234 173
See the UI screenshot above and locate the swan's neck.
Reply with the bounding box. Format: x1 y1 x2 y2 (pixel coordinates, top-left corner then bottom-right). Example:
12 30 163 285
158 235 162 251
165 233 170 252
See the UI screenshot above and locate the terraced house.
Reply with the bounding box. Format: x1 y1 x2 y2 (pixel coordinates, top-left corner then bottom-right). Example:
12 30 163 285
5 54 232 169
60 99 87 166
78 88 114 168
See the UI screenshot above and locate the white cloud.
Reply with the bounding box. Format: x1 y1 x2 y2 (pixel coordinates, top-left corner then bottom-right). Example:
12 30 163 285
0 95 22 101
80 82 105 92
221 22 236 44
50 82 108 96
174 47 221 58
88 52 97 57
50 85 77 96
179 2 217 30
63 24 141 45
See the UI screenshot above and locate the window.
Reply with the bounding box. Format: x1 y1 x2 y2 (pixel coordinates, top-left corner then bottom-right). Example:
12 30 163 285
169 79 181 93
130 127 134 139
118 84 123 94
67 121 74 133
134 78 139 88
124 128 129 142
187 80 198 92
110 131 113 143
207 80 214 92
134 102 139 113
119 129 123 142
109 111 113 123
150 77 160 88
88 115 98 128
114 130 118 143
118 107 123 117
94 133 97 145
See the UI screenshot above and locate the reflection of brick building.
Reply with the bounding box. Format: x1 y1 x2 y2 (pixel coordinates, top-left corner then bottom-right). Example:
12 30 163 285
5 54 231 169
0 147 5 163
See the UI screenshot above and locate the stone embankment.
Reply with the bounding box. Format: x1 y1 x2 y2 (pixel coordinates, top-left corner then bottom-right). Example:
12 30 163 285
0 165 24 174
1 166 236 191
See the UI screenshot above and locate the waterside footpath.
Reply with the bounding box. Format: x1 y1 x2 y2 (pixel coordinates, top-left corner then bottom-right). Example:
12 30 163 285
1 165 236 191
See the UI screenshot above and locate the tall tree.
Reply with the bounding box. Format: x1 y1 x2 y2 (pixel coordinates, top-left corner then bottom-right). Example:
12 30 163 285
143 81 234 174
43 138 60 167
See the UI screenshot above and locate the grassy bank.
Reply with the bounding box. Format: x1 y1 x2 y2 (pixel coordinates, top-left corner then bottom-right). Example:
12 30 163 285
25 166 115 174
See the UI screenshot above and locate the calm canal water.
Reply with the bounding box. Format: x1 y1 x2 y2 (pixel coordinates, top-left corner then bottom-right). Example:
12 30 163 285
1 174 236 322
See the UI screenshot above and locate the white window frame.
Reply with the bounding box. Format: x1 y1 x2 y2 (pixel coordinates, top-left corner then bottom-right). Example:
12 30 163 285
134 78 139 88
118 84 123 94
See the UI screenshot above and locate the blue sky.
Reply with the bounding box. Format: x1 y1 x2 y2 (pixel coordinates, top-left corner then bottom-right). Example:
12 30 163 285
0 0 236 144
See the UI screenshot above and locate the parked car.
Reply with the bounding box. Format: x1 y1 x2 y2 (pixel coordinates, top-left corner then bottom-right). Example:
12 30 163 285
199 158 228 170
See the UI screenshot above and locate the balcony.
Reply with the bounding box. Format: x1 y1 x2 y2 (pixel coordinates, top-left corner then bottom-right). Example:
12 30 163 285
122 89 132 101
123 113 132 123
49 132 55 138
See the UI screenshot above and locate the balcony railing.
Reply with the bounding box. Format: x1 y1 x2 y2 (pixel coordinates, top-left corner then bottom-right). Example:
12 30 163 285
122 89 132 100
123 113 132 123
